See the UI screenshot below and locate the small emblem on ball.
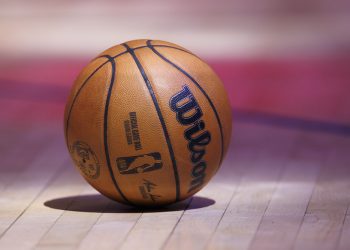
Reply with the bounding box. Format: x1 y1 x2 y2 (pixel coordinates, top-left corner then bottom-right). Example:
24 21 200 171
72 141 100 179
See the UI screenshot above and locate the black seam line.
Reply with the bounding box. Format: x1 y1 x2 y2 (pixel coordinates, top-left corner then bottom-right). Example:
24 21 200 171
147 40 225 166
65 51 128 145
65 60 109 146
149 45 198 58
66 44 196 146
103 55 132 205
97 44 196 60
122 43 181 202
97 50 129 60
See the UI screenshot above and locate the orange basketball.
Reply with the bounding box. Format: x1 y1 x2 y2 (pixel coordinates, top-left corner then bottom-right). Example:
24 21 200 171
64 39 232 206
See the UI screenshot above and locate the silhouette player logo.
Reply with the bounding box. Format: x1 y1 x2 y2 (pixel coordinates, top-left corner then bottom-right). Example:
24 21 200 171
116 152 162 175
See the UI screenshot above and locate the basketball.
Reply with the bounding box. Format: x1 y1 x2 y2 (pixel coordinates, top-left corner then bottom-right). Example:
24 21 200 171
64 39 232 207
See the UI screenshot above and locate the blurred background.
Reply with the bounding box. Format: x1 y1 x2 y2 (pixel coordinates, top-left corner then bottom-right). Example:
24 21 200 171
0 0 350 126
1 3 350 249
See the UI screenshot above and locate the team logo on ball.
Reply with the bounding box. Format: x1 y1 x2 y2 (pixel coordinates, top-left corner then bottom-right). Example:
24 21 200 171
72 141 100 179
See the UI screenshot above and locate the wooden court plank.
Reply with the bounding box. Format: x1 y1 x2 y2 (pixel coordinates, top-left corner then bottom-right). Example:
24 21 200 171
337 212 350 250
248 132 330 250
36 147 224 249
117 199 192 250
35 187 111 250
207 128 299 250
78 135 241 250
293 137 350 250
0 166 84 249
0 136 67 237
161 126 263 250
0 124 57 197
77 202 142 250
160 183 236 250
1 109 350 250
138 126 252 249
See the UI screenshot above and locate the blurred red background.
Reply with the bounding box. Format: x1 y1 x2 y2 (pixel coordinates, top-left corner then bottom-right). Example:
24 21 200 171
1 0 350 127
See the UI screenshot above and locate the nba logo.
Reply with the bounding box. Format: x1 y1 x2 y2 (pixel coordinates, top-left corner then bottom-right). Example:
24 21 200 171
116 152 162 175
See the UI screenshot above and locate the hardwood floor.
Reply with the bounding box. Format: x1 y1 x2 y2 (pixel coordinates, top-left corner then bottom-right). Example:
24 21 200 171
0 99 349 249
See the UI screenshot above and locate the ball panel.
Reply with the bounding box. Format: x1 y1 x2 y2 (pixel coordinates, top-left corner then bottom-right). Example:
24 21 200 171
97 44 126 58
148 40 192 54
64 57 109 133
135 48 223 199
106 53 178 206
64 60 125 202
149 47 232 159
124 40 148 49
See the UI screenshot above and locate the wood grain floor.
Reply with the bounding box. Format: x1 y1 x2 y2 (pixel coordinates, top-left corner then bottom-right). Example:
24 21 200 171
1 97 349 250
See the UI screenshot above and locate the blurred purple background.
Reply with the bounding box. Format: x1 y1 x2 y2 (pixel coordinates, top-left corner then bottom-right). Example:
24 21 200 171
0 0 350 127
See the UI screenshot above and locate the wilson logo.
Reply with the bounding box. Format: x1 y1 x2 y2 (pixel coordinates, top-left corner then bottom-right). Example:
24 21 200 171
170 85 211 193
